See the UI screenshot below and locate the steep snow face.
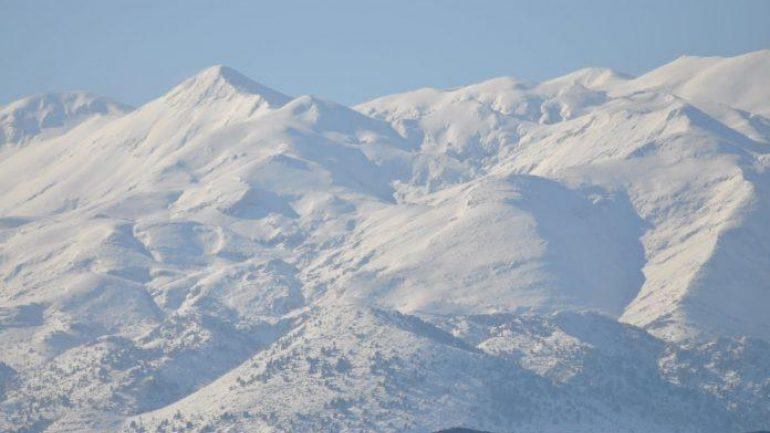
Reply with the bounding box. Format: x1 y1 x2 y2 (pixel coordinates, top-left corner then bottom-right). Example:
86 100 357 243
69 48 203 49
1 53 770 433
0 92 131 147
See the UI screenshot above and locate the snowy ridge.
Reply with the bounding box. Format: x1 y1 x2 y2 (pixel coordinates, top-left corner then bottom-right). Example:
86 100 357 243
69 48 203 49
0 92 131 147
1 51 769 433
612 49 770 117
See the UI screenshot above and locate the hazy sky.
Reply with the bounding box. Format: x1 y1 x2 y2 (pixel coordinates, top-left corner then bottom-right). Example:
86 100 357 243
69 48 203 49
2 0 770 106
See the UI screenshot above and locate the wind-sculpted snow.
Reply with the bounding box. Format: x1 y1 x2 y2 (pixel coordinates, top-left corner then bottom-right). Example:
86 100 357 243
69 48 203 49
1 52 769 433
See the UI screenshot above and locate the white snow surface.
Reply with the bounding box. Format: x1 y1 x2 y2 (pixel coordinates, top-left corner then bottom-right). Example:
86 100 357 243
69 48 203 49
1 53 769 433
0 92 131 147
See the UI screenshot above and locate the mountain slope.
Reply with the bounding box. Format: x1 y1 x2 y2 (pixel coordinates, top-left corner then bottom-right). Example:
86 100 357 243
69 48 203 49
613 50 770 117
1 53 769 433
356 52 770 342
311 175 645 317
123 307 757 433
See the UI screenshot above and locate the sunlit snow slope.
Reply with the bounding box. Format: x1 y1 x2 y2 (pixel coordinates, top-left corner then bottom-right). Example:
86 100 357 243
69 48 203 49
1 53 769 433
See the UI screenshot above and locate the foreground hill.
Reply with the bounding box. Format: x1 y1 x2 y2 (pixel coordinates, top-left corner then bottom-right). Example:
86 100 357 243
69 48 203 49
1 52 769 433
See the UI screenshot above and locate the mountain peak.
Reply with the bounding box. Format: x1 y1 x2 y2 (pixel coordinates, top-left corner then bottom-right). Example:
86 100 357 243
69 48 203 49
163 65 291 108
194 65 259 90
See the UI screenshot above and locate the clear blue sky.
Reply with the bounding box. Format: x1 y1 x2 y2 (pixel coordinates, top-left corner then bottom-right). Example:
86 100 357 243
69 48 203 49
2 0 769 106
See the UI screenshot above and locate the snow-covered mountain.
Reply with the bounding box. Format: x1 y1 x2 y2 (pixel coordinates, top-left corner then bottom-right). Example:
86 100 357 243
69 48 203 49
1 52 769 433
0 92 131 147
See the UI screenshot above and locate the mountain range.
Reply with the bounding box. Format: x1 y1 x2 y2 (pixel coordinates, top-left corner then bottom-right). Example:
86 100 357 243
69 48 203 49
1 50 769 433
